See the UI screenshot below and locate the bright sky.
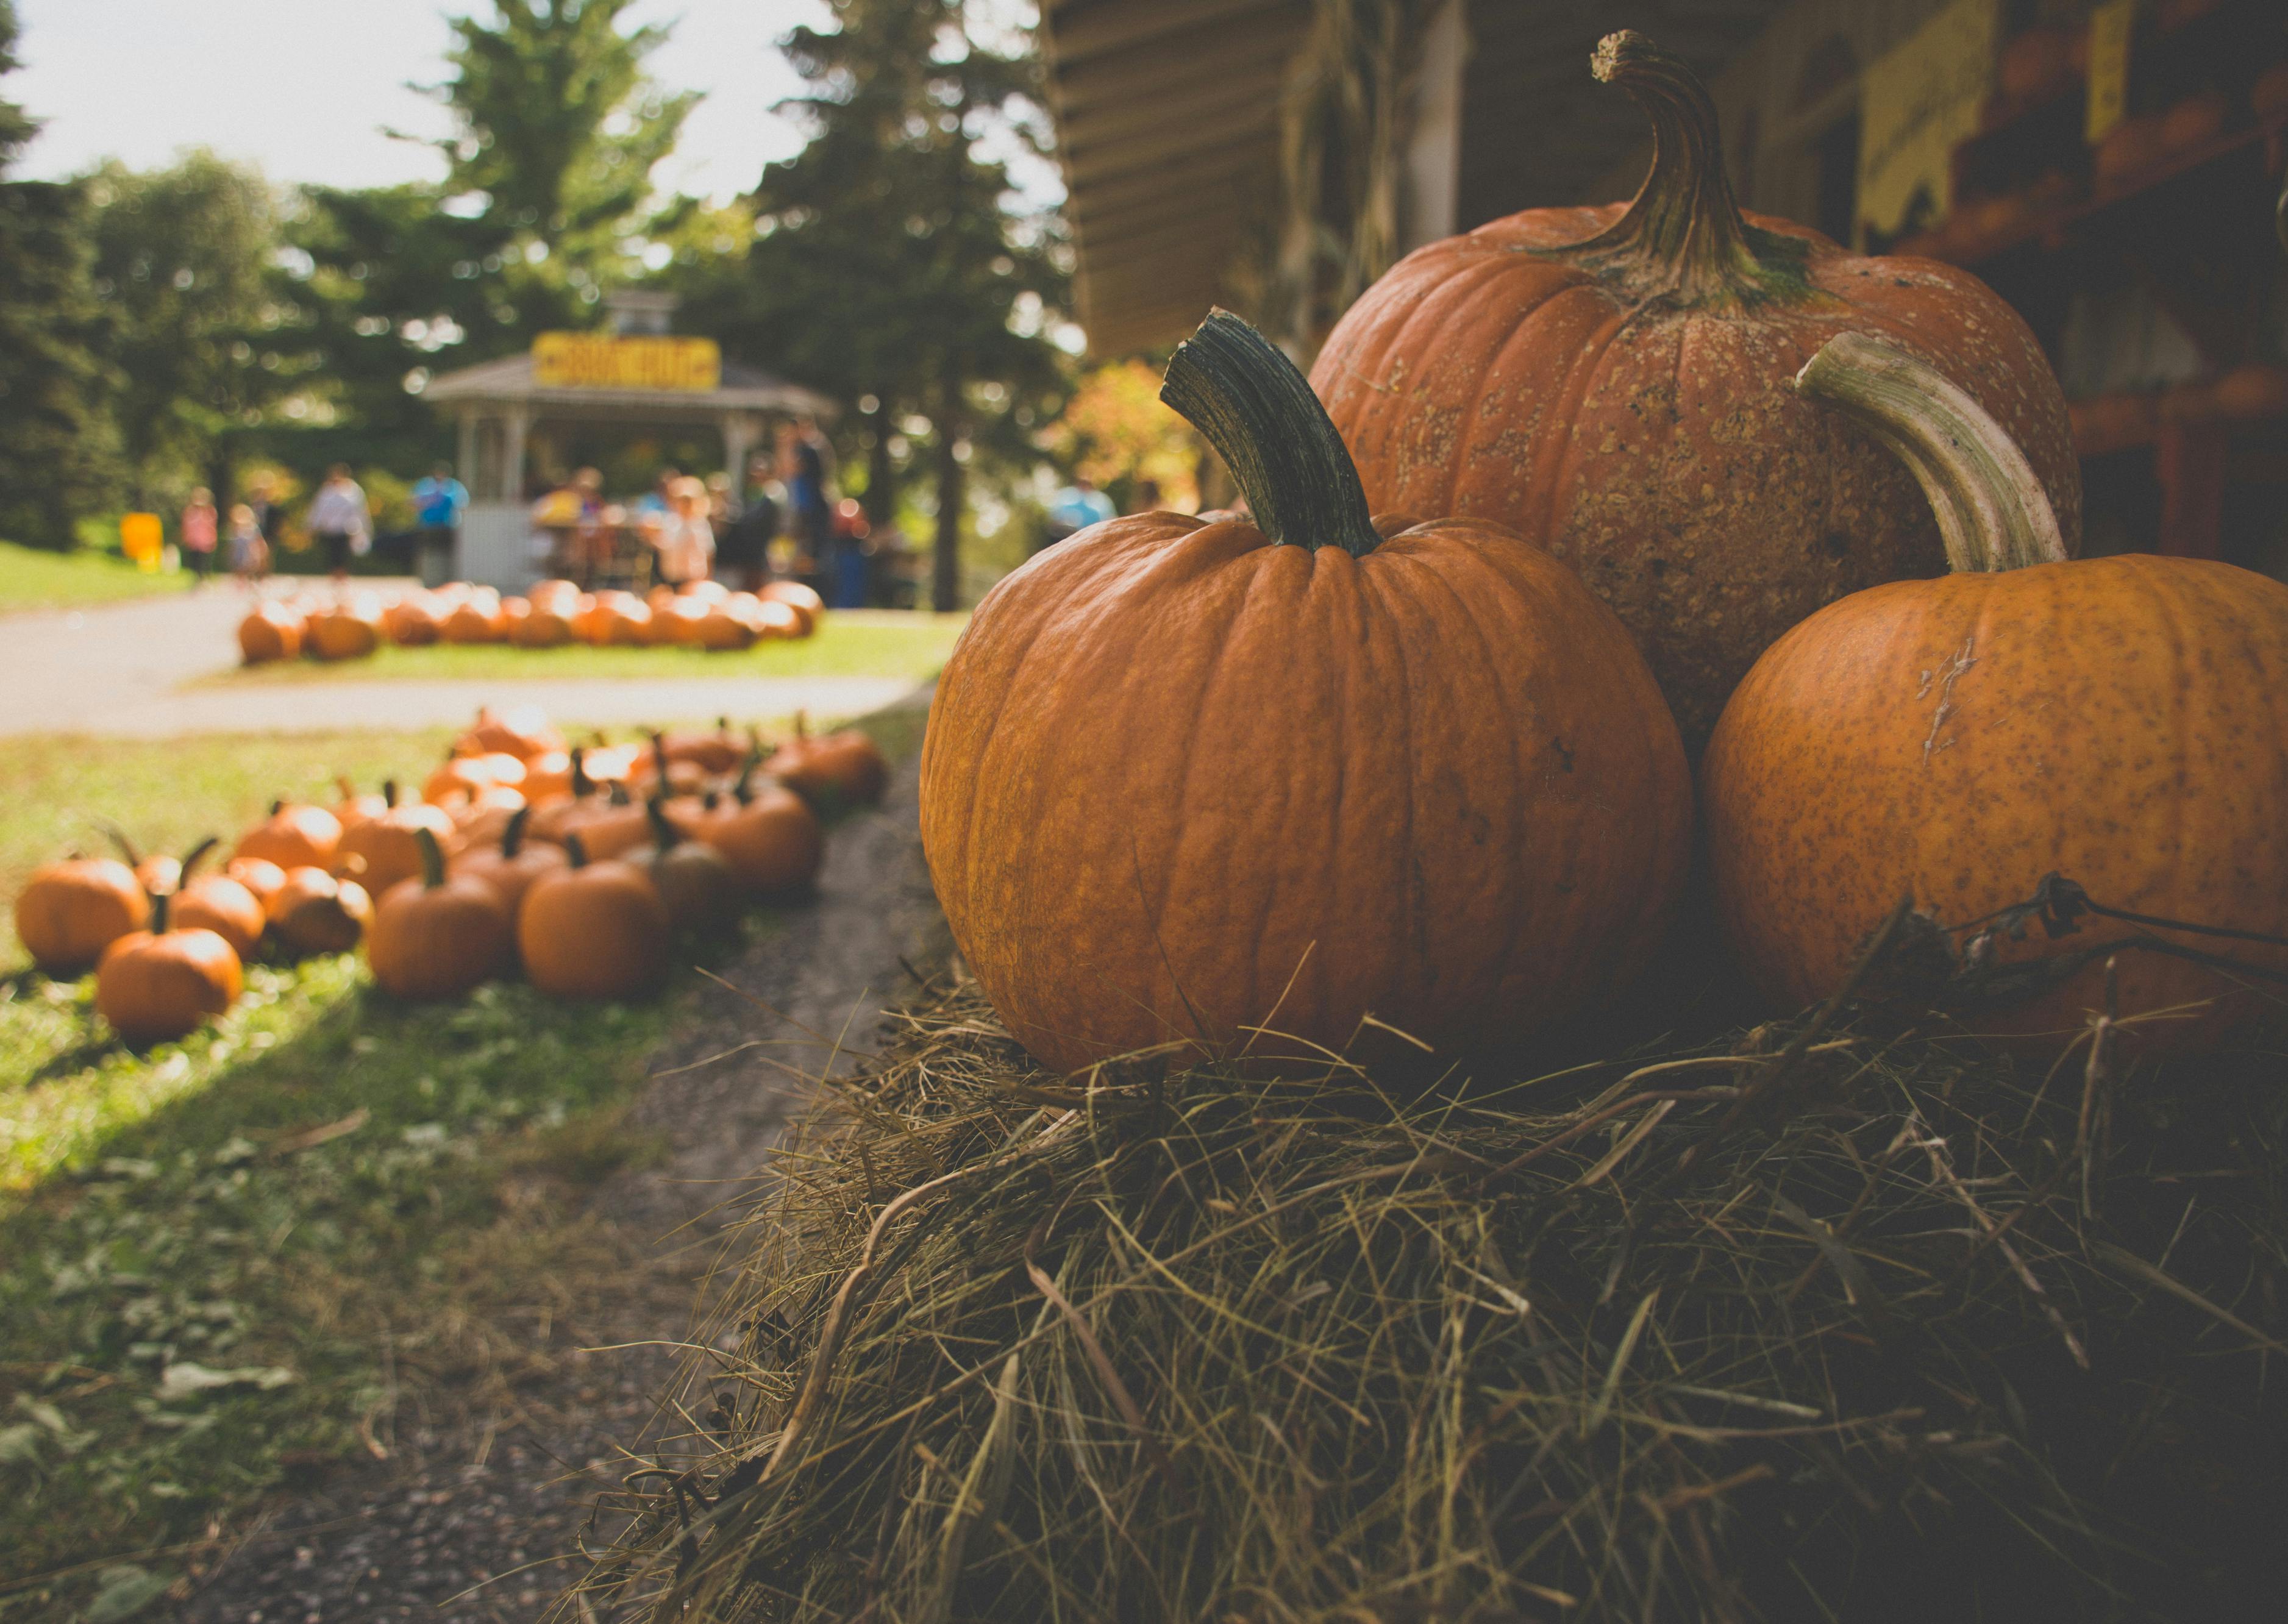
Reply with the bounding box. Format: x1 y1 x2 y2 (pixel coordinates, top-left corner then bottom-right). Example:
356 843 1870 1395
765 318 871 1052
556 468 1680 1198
12 0 833 202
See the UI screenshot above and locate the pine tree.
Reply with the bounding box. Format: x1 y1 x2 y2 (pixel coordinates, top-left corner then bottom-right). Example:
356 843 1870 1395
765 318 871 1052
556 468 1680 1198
0 0 116 547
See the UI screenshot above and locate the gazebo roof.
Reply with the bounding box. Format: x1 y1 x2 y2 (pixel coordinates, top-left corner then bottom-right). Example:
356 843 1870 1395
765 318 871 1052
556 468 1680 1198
422 351 836 418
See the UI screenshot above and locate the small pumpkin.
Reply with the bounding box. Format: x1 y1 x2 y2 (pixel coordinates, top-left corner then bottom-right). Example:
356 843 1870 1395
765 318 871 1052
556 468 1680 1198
307 597 383 661
658 594 713 646
452 806 567 918
333 781 460 896
922 311 1692 1074
518 835 672 1000
368 828 513 1000
15 854 148 975
100 822 181 896
627 799 741 935
383 593 443 645
423 750 526 806
760 580 824 636
704 774 824 896
772 713 889 810
553 782 652 861
169 839 266 961
236 799 343 872
223 855 288 909
511 599 576 647
694 600 758 652
442 594 508 643
268 867 372 956
238 601 304 663
658 717 745 776
1703 332 2288 1055
1308 30 2079 744
96 889 243 1045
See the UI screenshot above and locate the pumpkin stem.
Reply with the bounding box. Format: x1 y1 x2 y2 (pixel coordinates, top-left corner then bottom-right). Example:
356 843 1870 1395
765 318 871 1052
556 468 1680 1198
564 832 590 870
179 836 219 884
645 796 682 852
1794 333 2067 574
98 819 142 867
1542 32 1813 309
501 805 529 858
415 827 447 889
570 746 593 799
382 779 400 808
1160 310 1381 558
150 889 171 935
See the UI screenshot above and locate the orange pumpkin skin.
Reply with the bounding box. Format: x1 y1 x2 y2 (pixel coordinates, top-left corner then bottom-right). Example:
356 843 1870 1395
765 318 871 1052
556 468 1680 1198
234 803 343 876
224 856 288 909
1308 33 2079 746
333 802 460 897
368 836 513 1002
238 602 304 663
97 919 242 1045
268 868 371 956
308 600 383 661
518 857 671 1000
15 858 149 975
452 808 567 919
760 580 823 636
173 875 266 961
701 785 823 896
775 722 890 809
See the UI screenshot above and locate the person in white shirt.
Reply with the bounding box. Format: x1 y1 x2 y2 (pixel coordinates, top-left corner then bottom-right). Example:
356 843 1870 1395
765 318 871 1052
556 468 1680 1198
304 465 371 582
647 475 716 589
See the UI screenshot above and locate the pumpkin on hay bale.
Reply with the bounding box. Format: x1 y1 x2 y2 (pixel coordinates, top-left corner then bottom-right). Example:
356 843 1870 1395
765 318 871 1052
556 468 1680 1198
562 960 2288 1624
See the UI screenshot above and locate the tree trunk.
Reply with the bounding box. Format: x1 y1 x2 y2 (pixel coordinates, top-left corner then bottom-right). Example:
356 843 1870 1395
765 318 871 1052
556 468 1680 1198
932 400 963 614
865 397 897 529
207 437 235 518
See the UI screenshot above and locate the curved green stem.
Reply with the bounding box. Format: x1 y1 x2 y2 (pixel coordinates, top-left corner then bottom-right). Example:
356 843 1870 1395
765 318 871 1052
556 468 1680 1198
1542 31 1814 308
179 836 219 884
150 890 171 935
1160 310 1380 557
415 827 448 889
564 833 591 870
501 805 530 858
645 796 682 852
1794 333 2066 573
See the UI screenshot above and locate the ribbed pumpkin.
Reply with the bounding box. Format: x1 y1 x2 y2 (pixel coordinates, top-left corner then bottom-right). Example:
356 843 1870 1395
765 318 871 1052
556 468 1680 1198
235 800 343 872
1309 30 2080 744
774 714 889 810
1704 333 2288 1055
96 891 243 1046
333 782 459 897
518 835 671 1000
704 777 824 896
15 855 148 975
368 829 513 1001
268 867 371 956
922 312 1692 1074
237 601 304 663
452 806 567 919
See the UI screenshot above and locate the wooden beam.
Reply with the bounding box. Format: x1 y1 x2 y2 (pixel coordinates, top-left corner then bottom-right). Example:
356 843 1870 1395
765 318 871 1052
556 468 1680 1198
1066 145 1268 220
1050 7 1305 116
1058 69 1276 160
1074 176 1270 248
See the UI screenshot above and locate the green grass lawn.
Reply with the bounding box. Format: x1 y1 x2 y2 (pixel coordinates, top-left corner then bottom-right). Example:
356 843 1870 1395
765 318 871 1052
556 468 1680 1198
199 608 969 686
0 713 919 1613
0 541 185 615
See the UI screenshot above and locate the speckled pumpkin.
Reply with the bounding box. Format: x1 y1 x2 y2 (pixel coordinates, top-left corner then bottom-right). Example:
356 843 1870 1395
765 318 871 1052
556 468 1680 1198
1310 32 2080 745
922 312 1692 1075
1703 334 2288 1054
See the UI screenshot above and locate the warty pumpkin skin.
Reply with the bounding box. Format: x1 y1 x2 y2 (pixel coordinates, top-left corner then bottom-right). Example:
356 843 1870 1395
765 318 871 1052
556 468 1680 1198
518 836 671 1000
96 892 243 1046
921 312 1692 1075
1703 334 2288 1055
368 830 513 1001
15 857 148 976
1310 31 2080 746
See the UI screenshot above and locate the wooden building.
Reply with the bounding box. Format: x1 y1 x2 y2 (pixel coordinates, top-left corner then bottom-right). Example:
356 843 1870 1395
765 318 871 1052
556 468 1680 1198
1038 0 2288 572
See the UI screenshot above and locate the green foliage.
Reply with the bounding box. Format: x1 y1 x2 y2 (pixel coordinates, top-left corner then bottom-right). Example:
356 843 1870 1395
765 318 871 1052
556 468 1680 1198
0 0 119 549
0 538 179 614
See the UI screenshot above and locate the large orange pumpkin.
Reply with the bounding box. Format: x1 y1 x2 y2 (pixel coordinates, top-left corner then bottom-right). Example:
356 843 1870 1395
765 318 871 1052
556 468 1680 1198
15 855 148 975
1308 31 2080 744
307 597 384 661
267 867 371 956
368 829 513 1001
238 601 304 663
235 800 343 872
518 836 671 1000
332 783 459 897
1703 333 2288 1055
921 312 1692 1074
96 891 243 1046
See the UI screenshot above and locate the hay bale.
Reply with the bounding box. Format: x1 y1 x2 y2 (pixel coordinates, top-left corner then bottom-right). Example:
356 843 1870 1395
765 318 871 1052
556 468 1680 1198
565 979 2287 1622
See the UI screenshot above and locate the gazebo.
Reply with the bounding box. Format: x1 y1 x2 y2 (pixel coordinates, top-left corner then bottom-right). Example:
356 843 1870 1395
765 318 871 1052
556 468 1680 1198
422 296 835 589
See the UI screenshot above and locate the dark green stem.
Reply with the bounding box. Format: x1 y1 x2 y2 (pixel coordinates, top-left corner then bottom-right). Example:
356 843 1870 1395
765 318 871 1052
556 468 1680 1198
415 827 448 889
179 836 219 884
645 796 682 852
501 806 530 858
1159 310 1380 557
570 747 593 799
1542 31 1812 308
151 890 171 935
382 779 400 809
564 833 590 870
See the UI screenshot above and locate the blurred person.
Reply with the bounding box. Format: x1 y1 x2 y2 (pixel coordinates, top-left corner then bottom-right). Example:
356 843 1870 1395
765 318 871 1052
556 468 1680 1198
305 465 371 582
777 418 836 590
245 472 282 553
226 503 268 587
646 475 715 589
632 466 682 523
718 457 779 593
411 461 469 585
832 497 871 609
180 487 218 587
1042 475 1114 550
532 468 605 582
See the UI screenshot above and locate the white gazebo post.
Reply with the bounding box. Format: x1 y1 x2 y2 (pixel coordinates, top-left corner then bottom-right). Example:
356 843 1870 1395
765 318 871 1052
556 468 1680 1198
722 411 762 493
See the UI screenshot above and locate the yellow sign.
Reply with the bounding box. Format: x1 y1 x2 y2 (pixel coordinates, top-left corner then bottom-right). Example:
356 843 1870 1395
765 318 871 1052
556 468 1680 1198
1857 0 1998 244
531 332 721 393
120 512 163 570
2086 0 2134 144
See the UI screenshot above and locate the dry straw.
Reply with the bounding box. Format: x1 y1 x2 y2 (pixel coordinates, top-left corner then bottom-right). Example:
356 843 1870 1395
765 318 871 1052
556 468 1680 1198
562 947 2286 1622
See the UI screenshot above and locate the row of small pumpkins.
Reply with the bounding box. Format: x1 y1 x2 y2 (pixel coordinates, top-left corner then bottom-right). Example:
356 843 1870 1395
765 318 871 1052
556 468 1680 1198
918 31 2288 1075
238 577 826 664
14 705 890 1045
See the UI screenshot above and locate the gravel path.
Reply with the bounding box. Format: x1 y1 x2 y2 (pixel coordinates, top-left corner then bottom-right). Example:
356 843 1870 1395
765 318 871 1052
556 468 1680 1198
0 590 911 736
171 721 950 1623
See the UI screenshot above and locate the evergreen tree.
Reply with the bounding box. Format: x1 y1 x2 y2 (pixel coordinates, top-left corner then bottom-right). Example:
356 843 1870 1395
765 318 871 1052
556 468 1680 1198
0 0 116 547
674 0 1067 609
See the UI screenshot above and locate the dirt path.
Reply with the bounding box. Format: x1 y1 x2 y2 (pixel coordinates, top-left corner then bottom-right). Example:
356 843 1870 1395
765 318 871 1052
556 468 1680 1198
1 591 911 736
173 719 949 1623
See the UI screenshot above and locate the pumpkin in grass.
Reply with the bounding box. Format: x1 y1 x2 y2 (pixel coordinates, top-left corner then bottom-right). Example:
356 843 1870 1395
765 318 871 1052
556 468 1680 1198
1308 32 2079 746
551 785 652 861
99 823 180 896
1703 333 2288 1056
236 800 342 872
449 784 527 849
307 597 384 661
452 806 567 918
658 716 745 776
238 600 304 663
759 580 823 636
268 866 371 956
332 783 460 897
368 829 513 1000
331 777 390 833
460 703 565 763
693 600 758 652
442 594 508 643
383 593 443 645
773 713 889 810
422 749 527 806
223 855 288 910
701 776 822 896
168 838 266 961
626 799 741 935
15 855 148 975
921 312 1692 1074
511 599 576 647
656 593 712 646
518 835 671 1000
96 890 243 1045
